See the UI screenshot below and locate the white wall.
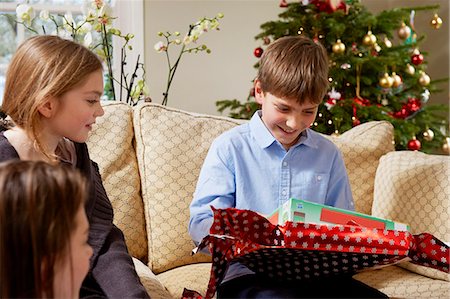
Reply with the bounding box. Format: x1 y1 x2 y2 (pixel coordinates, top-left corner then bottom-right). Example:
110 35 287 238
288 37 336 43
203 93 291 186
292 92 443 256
144 0 449 115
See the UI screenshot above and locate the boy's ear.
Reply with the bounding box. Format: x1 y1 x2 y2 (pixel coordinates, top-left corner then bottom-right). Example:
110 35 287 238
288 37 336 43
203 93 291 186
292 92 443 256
254 79 264 105
37 97 57 118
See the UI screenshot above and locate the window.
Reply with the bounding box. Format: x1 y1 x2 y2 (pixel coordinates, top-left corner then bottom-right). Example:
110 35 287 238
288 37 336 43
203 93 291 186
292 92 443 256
0 0 146 104
0 0 87 104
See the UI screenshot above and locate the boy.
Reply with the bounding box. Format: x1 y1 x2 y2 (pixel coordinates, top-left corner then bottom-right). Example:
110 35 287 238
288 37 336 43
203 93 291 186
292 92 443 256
189 36 386 298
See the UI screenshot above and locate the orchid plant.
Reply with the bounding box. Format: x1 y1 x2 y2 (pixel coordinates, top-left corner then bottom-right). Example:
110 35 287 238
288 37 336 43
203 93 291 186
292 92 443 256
14 0 148 105
154 13 223 106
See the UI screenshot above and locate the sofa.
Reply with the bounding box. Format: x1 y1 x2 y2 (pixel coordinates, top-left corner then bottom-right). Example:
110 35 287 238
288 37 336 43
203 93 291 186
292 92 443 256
86 101 449 299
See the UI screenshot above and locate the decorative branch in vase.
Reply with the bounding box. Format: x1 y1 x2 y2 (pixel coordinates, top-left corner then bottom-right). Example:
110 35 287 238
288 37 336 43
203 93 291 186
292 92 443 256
13 0 148 105
154 13 224 106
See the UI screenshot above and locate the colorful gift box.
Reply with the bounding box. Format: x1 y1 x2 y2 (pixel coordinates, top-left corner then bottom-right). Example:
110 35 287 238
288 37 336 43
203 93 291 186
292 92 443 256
268 198 410 231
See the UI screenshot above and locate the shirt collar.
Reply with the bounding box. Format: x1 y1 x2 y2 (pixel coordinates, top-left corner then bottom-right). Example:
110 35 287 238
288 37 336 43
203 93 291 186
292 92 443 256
249 110 319 149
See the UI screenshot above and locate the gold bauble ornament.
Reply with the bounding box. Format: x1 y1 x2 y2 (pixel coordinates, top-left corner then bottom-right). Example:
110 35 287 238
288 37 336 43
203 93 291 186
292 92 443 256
430 13 443 29
332 39 346 54
418 71 431 86
374 43 381 52
391 72 402 88
423 129 435 141
405 64 415 75
379 72 394 88
397 22 411 40
363 30 377 46
442 137 450 155
384 37 392 48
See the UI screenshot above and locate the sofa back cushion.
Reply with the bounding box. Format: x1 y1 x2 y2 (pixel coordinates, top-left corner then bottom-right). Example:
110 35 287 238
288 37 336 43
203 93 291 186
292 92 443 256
87 101 148 260
134 103 243 273
134 104 395 273
325 121 395 214
371 151 450 281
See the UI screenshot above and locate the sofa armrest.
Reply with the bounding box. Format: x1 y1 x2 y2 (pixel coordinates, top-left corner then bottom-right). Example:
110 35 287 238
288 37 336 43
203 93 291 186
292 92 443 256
132 258 172 299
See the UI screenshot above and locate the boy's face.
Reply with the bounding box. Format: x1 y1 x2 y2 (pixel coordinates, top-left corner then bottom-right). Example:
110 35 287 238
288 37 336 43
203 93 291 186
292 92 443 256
254 80 318 150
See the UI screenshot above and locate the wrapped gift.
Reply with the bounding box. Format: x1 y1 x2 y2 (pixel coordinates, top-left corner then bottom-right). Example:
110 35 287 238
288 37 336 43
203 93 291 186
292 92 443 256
183 207 449 299
268 198 410 231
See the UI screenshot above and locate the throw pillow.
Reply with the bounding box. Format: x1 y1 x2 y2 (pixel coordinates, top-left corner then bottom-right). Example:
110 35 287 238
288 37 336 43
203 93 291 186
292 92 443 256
325 121 395 214
88 101 148 260
134 103 243 273
372 151 450 281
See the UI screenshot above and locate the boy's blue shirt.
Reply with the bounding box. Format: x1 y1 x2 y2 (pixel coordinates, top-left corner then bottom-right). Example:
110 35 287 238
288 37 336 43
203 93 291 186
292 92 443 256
189 110 354 282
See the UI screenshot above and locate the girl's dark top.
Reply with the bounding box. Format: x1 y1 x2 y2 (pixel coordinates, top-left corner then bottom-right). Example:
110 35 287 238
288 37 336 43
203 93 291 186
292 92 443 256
0 127 149 298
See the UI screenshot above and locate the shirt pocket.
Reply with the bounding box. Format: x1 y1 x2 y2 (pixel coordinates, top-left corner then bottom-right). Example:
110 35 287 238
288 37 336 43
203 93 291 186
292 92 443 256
293 172 330 203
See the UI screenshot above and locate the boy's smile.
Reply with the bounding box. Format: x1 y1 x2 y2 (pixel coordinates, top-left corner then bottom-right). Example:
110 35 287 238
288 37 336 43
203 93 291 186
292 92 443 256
254 80 318 150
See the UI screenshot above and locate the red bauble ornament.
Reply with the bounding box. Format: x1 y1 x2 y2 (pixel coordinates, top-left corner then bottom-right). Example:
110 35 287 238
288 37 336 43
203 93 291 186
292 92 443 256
411 53 424 65
392 107 408 119
353 97 370 106
352 118 361 126
407 138 421 151
279 0 288 8
254 47 263 58
406 98 421 113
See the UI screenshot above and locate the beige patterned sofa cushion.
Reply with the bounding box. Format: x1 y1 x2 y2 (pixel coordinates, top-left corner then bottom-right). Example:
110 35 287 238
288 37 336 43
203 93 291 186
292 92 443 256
371 151 450 281
133 103 243 273
326 121 395 214
87 101 147 260
354 265 450 298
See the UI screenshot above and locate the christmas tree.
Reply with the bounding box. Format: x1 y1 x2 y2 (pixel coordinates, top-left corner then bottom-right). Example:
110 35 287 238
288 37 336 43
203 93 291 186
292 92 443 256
216 0 449 154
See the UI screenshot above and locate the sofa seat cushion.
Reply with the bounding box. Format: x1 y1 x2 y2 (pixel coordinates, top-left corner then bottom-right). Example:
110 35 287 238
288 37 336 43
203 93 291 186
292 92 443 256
325 121 395 214
134 103 243 273
353 265 450 298
88 101 147 260
157 263 211 299
371 151 450 281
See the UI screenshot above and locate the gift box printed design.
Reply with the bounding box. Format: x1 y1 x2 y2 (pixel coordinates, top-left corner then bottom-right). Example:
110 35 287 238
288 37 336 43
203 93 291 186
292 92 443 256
268 198 410 231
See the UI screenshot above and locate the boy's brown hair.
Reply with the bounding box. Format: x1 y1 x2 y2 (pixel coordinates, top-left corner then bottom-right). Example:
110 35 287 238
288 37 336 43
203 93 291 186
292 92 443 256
257 35 329 105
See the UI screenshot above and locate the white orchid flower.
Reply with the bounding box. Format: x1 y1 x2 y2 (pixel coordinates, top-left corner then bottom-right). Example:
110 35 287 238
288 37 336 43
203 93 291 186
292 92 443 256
58 30 73 41
199 19 210 32
84 32 93 47
154 41 167 52
16 4 35 25
183 35 192 45
98 3 112 17
39 10 49 21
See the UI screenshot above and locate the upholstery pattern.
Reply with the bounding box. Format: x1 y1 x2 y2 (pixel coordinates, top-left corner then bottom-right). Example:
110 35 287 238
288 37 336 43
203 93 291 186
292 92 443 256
87 101 147 260
157 263 212 299
354 265 450 298
134 103 243 273
325 121 395 214
371 151 450 281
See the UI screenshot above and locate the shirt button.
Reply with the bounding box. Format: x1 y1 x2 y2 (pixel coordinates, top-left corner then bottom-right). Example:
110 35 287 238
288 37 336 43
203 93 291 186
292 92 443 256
282 190 287 195
283 162 288 167
317 175 322 181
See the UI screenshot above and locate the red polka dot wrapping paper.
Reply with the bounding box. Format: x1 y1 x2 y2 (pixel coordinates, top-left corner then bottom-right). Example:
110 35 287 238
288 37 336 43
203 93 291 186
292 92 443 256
182 207 449 299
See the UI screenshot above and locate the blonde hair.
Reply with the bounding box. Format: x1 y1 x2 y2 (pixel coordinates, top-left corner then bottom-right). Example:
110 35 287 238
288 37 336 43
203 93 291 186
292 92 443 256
257 35 329 105
1 35 102 160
